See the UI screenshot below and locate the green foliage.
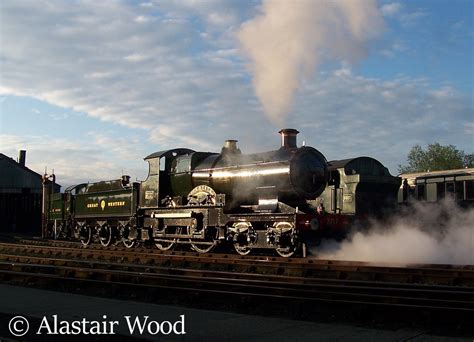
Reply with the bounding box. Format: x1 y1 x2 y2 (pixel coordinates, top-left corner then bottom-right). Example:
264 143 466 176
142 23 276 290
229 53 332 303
398 143 472 173
464 154 474 168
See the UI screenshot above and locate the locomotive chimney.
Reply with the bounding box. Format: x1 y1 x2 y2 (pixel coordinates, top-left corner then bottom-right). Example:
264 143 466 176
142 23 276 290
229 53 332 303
278 129 299 149
121 175 131 186
18 150 26 166
221 140 241 154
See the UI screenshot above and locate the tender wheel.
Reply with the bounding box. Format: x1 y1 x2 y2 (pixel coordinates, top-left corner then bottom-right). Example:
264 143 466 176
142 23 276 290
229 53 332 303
122 238 136 249
99 225 113 247
79 226 92 246
155 240 175 251
234 244 252 256
120 224 136 248
47 223 55 239
52 221 63 239
57 223 69 240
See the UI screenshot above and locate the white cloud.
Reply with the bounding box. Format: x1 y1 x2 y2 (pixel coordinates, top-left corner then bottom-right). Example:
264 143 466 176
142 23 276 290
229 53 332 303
123 53 148 62
429 86 456 99
134 15 151 23
380 2 427 27
0 133 148 188
0 0 254 133
399 10 427 26
464 122 474 135
333 66 352 78
0 0 471 185
380 41 408 58
381 2 402 17
290 72 472 173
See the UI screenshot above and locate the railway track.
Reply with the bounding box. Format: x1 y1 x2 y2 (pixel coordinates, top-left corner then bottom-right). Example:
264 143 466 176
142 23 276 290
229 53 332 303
0 253 473 312
0 240 472 318
0 239 473 286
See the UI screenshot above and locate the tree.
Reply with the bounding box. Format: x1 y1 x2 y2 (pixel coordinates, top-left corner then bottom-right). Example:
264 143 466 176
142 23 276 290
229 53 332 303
463 153 474 168
398 143 472 173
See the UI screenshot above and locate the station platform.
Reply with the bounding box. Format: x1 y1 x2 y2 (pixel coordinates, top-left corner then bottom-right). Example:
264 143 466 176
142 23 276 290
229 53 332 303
0 284 470 341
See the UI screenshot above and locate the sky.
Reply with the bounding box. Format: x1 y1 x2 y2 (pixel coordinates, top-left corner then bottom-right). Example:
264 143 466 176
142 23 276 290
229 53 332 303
0 0 472 188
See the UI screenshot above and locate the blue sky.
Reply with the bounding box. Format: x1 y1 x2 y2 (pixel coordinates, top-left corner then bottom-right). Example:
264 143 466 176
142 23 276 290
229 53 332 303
0 0 472 188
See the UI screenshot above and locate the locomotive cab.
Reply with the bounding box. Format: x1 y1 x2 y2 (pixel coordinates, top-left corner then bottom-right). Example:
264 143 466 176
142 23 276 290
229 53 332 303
139 148 194 208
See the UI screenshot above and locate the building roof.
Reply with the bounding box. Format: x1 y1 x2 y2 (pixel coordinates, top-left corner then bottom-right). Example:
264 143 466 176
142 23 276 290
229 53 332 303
0 152 61 190
0 153 43 179
399 168 474 180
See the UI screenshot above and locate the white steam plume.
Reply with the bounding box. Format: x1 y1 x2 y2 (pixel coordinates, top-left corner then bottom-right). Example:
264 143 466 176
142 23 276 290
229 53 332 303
237 0 384 126
317 199 474 265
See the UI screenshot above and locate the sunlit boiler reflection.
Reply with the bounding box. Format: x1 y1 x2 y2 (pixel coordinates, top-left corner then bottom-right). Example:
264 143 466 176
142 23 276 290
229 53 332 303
192 165 290 179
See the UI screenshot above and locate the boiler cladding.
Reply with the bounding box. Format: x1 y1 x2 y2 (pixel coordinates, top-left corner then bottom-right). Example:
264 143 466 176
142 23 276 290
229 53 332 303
167 129 328 205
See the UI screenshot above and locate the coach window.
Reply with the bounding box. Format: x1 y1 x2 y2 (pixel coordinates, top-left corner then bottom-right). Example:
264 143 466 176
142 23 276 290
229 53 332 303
455 181 464 201
466 180 474 200
436 182 445 200
446 182 455 200
416 184 425 200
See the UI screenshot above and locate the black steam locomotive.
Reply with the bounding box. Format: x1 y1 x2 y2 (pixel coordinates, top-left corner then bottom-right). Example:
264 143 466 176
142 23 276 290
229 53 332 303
43 129 400 257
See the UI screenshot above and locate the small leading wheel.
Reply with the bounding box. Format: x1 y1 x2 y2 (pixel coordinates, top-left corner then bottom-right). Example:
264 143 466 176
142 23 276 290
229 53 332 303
231 222 254 256
275 246 296 258
79 226 92 246
274 221 298 258
99 225 113 247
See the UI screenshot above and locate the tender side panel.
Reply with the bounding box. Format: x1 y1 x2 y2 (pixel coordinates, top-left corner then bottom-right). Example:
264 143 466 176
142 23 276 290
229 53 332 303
49 193 65 221
74 189 136 219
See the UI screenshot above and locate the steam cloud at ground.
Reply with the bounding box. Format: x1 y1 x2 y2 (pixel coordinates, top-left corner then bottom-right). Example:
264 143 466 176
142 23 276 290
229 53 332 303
316 200 473 265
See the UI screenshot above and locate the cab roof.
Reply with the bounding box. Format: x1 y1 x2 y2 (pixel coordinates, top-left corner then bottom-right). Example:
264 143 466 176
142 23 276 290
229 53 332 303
144 148 195 160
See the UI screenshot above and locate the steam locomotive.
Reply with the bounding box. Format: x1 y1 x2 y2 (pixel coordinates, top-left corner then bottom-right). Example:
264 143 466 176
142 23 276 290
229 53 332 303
43 129 400 257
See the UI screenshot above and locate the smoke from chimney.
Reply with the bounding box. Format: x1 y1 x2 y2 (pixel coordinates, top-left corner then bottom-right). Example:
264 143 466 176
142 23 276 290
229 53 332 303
237 0 384 126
